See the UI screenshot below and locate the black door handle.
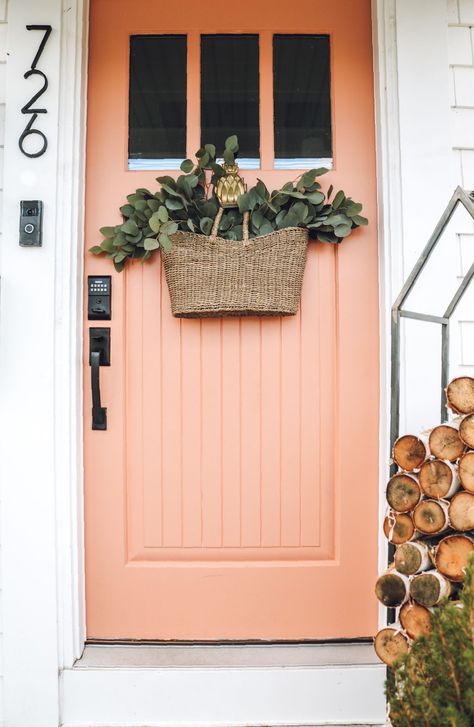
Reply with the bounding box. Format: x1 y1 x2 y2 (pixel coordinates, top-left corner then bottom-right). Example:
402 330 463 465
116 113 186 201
89 327 110 431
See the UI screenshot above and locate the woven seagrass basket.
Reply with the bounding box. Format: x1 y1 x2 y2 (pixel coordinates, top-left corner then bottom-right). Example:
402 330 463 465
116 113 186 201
162 209 308 318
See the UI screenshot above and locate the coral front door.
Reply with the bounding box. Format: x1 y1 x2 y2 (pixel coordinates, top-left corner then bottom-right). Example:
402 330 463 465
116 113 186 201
84 0 379 640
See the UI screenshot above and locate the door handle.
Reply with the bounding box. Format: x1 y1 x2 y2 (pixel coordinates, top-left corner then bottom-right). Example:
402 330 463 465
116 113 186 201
89 327 110 431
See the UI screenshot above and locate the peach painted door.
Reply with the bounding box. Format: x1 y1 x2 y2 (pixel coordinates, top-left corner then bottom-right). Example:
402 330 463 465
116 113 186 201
84 0 379 640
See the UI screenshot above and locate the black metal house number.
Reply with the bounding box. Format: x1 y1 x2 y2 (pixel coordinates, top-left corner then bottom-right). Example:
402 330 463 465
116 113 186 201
19 25 52 159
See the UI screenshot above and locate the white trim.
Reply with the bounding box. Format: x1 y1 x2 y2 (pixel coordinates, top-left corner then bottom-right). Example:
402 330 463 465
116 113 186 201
54 0 89 670
60 664 385 727
371 0 404 628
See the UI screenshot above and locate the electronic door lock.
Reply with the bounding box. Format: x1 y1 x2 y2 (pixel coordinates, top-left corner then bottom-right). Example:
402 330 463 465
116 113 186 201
88 275 112 320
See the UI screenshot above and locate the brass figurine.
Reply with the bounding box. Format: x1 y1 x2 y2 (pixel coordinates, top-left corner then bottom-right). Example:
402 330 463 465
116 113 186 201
215 162 247 208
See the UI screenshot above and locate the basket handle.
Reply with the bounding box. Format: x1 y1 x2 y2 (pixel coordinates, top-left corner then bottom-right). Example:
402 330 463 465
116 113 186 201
210 207 250 243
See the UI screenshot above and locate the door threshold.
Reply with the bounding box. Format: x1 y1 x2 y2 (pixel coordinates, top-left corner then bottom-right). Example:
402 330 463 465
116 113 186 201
75 641 379 669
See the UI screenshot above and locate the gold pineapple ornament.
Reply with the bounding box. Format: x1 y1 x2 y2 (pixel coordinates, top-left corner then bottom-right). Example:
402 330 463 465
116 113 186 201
215 162 246 208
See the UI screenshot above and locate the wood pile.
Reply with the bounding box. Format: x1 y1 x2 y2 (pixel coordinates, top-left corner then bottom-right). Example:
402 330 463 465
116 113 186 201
374 376 474 665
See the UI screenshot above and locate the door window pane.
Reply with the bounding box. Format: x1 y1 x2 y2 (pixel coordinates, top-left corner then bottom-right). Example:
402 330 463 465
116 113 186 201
201 35 260 168
273 35 332 169
129 35 187 170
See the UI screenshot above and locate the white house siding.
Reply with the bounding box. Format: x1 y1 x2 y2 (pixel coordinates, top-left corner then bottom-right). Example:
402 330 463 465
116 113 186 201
448 0 474 380
0 2 8 723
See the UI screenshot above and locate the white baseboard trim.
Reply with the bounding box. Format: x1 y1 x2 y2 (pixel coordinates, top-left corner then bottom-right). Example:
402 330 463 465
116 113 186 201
60 663 386 727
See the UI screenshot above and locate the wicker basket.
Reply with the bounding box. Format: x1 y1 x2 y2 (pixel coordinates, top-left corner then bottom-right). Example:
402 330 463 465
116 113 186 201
161 209 308 318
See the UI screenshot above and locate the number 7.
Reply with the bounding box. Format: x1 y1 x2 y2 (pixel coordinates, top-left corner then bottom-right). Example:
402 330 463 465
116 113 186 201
26 25 52 70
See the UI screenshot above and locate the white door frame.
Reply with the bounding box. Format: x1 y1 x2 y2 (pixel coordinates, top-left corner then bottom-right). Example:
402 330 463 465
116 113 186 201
0 0 452 725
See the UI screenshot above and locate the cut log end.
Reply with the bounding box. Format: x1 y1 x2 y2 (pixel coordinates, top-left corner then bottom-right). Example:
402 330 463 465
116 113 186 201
399 602 433 640
383 513 415 544
429 425 464 462
459 414 474 449
375 572 409 607
386 474 421 513
394 541 431 575
448 491 474 532
413 500 449 535
410 572 451 607
392 435 426 471
447 376 474 415
434 534 474 582
374 628 409 666
419 459 455 499
459 451 474 493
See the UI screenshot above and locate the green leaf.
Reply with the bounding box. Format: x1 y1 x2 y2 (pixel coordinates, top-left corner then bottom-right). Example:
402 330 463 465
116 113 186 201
157 205 169 222
223 148 235 164
134 199 148 212
113 232 126 246
237 192 251 213
161 221 178 235
136 187 151 195
346 202 363 217
256 179 268 200
89 245 103 255
100 238 115 253
144 236 160 250
159 233 172 251
352 214 368 226
332 190 345 209
251 209 264 230
144 199 158 213
334 224 352 238
114 259 126 273
200 217 213 235
119 205 134 217
187 219 196 232
259 221 274 235
327 184 333 199
317 231 339 243
205 143 216 158
305 191 325 204
225 134 239 153
165 197 184 210
121 219 139 235
114 251 128 263
149 213 162 234
100 226 116 237
180 159 194 173
300 170 318 188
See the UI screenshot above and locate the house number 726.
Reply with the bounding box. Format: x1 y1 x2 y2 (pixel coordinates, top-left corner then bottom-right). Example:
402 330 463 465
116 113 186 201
18 25 52 159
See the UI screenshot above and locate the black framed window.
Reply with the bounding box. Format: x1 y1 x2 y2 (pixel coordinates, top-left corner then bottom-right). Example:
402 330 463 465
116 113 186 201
273 35 332 168
128 35 187 170
201 34 260 168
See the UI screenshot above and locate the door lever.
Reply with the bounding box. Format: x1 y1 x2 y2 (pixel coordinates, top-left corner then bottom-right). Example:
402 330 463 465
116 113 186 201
89 327 110 430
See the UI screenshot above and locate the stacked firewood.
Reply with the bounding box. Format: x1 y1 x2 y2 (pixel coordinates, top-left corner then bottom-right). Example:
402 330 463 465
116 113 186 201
374 376 474 666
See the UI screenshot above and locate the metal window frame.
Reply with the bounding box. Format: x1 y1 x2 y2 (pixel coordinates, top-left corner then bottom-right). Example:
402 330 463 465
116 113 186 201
390 186 474 450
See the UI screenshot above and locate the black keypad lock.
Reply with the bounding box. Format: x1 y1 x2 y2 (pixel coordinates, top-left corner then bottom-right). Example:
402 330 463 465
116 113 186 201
88 275 112 320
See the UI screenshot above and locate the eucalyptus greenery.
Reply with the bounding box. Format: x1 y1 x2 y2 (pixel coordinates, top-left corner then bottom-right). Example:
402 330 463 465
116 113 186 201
91 135 367 272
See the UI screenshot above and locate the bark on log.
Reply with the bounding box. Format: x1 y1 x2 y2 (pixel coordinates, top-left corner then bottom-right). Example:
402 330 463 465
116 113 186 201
399 602 433 640
374 627 410 667
394 540 432 575
383 512 416 544
392 435 427 471
410 570 451 607
434 534 474 582
413 499 450 535
429 424 465 462
459 451 474 493
386 474 422 513
446 376 474 415
448 491 474 532
419 458 459 499
459 414 474 449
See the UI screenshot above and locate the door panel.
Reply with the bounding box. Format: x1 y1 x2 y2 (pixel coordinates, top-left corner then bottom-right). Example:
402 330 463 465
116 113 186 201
84 0 379 640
